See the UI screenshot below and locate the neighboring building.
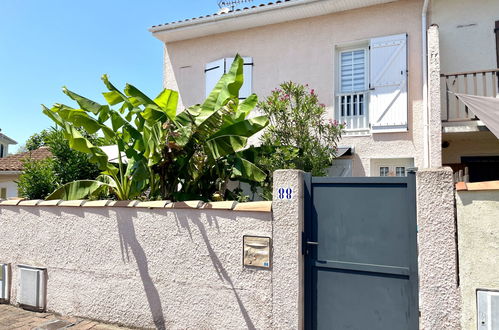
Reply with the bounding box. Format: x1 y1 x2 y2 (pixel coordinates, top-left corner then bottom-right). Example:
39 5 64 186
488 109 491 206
430 0 499 182
0 147 52 199
0 132 17 159
150 0 499 180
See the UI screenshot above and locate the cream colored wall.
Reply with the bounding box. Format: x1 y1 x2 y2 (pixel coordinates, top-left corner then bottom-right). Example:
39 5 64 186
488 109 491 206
442 131 499 164
430 0 499 74
163 0 424 176
0 206 274 329
456 189 499 329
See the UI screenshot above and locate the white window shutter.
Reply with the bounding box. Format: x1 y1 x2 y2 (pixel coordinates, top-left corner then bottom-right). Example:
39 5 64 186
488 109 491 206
205 59 225 98
369 34 408 133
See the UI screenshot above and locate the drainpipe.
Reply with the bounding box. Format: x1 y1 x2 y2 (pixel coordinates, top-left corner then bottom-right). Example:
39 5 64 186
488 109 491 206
422 0 430 168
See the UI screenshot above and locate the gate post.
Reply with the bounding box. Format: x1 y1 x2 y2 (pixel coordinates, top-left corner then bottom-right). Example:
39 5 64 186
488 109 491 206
416 168 461 329
272 170 305 330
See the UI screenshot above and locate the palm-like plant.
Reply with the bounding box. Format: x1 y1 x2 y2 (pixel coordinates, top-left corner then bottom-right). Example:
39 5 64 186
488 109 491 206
44 55 268 201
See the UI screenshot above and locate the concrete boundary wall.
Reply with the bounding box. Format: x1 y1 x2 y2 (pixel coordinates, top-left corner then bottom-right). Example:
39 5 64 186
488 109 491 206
0 195 302 329
416 168 461 329
456 187 499 329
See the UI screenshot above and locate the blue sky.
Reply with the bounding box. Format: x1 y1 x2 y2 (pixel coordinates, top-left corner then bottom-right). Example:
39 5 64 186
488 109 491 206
0 0 267 152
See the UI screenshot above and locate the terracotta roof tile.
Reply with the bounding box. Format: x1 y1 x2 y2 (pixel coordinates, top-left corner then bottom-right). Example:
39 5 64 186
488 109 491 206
0 147 52 172
150 0 292 28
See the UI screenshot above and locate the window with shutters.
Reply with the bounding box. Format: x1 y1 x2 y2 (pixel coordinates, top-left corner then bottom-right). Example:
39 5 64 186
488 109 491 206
336 33 408 135
205 57 253 99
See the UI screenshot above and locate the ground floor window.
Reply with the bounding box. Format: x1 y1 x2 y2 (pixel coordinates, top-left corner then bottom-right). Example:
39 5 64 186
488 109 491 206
370 158 414 177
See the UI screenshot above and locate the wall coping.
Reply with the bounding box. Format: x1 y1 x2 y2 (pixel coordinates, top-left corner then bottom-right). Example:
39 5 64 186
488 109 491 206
0 199 272 212
456 181 499 192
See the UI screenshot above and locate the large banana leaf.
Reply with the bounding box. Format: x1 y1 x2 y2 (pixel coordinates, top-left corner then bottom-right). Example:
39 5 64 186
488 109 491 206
205 116 269 159
46 179 112 200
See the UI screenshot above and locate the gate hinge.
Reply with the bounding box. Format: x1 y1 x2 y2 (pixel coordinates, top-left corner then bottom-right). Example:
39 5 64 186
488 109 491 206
301 232 306 255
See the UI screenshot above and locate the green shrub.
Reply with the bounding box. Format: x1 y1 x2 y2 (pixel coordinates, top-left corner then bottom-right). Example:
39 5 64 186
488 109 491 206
256 82 345 198
17 158 58 200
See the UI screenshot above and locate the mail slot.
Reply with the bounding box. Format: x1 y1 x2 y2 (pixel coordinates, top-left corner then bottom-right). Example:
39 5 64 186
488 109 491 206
243 236 271 268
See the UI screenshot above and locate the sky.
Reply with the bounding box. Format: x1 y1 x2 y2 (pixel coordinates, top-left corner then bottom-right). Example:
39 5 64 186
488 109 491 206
0 0 268 152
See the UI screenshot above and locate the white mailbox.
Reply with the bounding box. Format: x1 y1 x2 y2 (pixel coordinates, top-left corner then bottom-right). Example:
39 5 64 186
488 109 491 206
478 289 499 329
17 265 46 311
0 263 9 303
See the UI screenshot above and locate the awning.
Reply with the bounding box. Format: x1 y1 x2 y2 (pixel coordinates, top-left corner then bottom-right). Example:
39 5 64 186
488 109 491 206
336 147 354 157
455 93 499 139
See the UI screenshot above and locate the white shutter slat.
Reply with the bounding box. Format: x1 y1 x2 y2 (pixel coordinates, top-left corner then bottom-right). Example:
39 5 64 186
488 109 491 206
205 59 225 98
369 33 408 133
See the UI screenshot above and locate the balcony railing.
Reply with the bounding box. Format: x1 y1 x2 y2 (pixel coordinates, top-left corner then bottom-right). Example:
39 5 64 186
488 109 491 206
441 69 499 122
337 91 369 135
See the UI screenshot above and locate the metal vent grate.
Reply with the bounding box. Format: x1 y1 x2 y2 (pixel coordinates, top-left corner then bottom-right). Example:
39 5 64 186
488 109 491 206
17 265 46 311
0 264 9 303
478 289 499 329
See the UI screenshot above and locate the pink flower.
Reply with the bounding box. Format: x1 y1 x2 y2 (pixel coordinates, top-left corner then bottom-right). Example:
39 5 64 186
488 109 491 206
333 119 339 126
310 89 315 95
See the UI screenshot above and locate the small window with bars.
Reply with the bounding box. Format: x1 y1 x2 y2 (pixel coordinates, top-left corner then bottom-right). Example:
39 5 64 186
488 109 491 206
396 167 406 177
379 167 389 177
338 48 369 132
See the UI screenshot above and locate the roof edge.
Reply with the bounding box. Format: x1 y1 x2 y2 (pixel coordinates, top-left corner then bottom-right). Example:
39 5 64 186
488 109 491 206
150 0 399 43
0 133 18 145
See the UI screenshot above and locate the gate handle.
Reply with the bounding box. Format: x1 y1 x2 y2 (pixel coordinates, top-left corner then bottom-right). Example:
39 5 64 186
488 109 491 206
306 241 319 246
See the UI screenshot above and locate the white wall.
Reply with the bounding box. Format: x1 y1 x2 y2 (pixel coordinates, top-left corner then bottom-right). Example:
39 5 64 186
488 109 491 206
430 0 499 74
0 175 19 198
0 206 274 329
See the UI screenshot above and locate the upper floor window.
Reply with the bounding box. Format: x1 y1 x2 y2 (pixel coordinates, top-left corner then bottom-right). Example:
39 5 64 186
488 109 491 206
205 56 253 99
336 34 408 135
0 144 4 158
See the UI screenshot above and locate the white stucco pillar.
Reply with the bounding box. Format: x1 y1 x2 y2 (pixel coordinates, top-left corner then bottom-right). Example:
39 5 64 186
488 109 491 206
417 168 461 329
428 25 443 168
272 170 305 330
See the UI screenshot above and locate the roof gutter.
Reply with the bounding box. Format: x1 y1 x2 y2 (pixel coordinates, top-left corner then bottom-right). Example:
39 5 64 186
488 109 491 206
422 0 430 168
0 171 22 175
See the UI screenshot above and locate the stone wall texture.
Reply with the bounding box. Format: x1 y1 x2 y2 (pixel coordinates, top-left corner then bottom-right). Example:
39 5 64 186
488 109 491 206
0 205 275 329
456 189 499 329
416 168 461 329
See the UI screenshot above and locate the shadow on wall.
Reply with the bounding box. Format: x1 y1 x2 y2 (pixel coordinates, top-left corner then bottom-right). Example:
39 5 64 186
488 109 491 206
116 211 167 330
174 211 257 330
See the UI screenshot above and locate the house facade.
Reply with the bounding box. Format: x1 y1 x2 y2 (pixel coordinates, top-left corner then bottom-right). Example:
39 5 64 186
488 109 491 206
0 147 52 199
0 132 18 199
0 132 16 159
150 0 499 180
430 0 499 182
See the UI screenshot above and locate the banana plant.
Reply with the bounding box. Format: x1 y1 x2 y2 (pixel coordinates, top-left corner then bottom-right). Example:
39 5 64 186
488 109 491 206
44 55 269 201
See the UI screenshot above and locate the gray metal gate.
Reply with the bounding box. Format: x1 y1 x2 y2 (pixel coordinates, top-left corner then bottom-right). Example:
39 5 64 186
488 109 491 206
304 172 418 330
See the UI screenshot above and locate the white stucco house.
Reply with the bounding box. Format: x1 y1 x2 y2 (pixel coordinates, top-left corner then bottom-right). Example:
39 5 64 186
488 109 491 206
0 131 18 199
149 0 499 182
0 147 52 199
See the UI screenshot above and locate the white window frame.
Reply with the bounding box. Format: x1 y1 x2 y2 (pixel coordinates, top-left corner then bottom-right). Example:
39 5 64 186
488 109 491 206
370 158 414 177
335 44 370 136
